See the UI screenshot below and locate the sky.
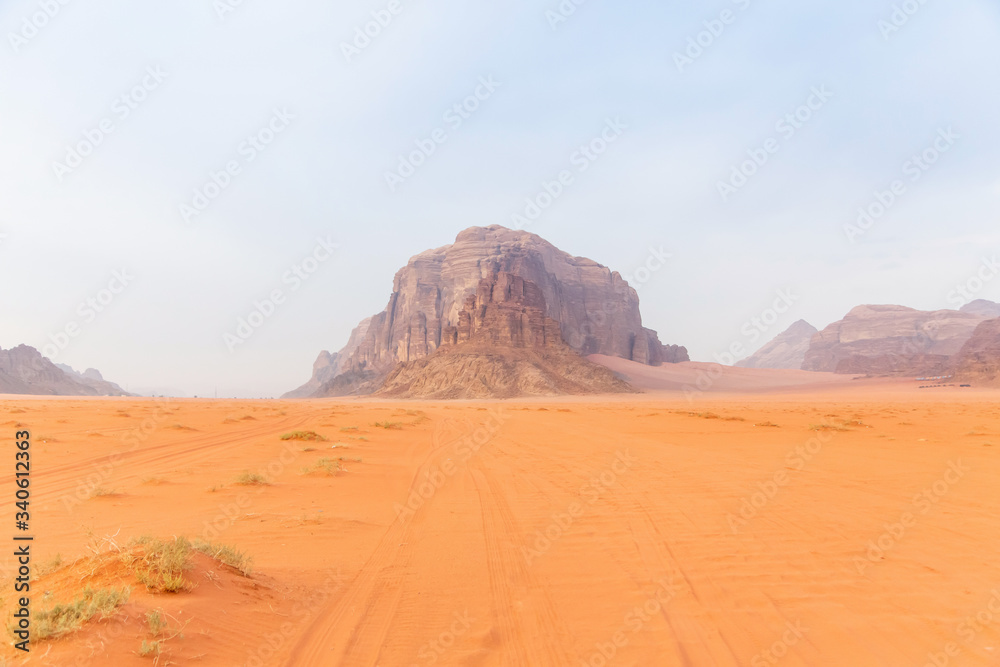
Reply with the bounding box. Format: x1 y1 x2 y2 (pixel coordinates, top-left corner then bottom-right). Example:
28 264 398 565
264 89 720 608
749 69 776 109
1 0 999 397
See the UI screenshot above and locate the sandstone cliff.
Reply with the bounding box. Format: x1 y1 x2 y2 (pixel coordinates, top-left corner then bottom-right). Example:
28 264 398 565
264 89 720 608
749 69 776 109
290 226 686 397
801 305 987 375
0 346 130 396
735 320 817 370
953 318 1000 385
375 272 633 398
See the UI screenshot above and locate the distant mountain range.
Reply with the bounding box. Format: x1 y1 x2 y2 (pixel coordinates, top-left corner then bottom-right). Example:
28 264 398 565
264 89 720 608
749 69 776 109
0 345 130 396
737 299 1000 384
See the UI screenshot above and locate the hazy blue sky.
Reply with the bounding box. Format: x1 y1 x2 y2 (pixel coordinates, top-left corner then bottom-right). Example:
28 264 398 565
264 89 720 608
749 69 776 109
1 0 999 397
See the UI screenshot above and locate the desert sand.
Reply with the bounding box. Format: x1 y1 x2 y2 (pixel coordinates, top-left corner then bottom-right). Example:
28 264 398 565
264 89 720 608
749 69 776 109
2 378 1000 666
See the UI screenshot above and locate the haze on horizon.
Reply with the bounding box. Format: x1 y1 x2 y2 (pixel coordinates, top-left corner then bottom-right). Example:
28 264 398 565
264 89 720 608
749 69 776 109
1 0 998 397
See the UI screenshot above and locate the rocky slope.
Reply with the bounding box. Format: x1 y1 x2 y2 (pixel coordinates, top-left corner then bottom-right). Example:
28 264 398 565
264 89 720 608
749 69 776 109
801 305 987 375
735 320 817 370
953 318 1000 385
375 272 632 398
288 226 686 397
283 318 371 398
0 346 130 396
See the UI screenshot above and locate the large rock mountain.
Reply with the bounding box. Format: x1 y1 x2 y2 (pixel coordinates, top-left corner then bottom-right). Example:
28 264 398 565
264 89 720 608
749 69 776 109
735 320 817 370
285 226 686 398
0 345 130 396
801 305 988 375
376 272 632 398
953 318 1000 385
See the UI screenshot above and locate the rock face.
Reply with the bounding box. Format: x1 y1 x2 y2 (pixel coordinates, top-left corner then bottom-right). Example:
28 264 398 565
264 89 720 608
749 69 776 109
375 272 633 398
801 305 987 375
953 318 1000 385
290 225 686 397
960 299 1000 319
736 320 817 370
0 346 130 396
282 318 371 398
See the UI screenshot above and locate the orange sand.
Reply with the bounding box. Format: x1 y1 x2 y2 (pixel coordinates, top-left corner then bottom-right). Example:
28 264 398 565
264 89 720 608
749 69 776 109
2 385 999 666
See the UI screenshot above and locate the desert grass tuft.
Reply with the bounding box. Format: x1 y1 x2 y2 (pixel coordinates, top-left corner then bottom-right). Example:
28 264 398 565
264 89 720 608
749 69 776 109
192 540 253 576
146 609 166 636
302 457 343 476
280 431 328 442
27 586 131 640
373 421 403 430
122 537 191 592
234 471 270 486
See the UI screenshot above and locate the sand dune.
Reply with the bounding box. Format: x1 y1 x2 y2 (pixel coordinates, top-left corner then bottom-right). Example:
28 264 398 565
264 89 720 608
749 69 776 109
2 392 999 665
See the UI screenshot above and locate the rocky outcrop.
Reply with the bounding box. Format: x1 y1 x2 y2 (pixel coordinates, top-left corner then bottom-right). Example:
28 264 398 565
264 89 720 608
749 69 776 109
801 305 987 375
960 299 1000 319
736 320 817 370
282 317 371 398
953 318 1000 385
292 226 686 397
56 364 129 396
0 346 130 396
375 272 633 398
